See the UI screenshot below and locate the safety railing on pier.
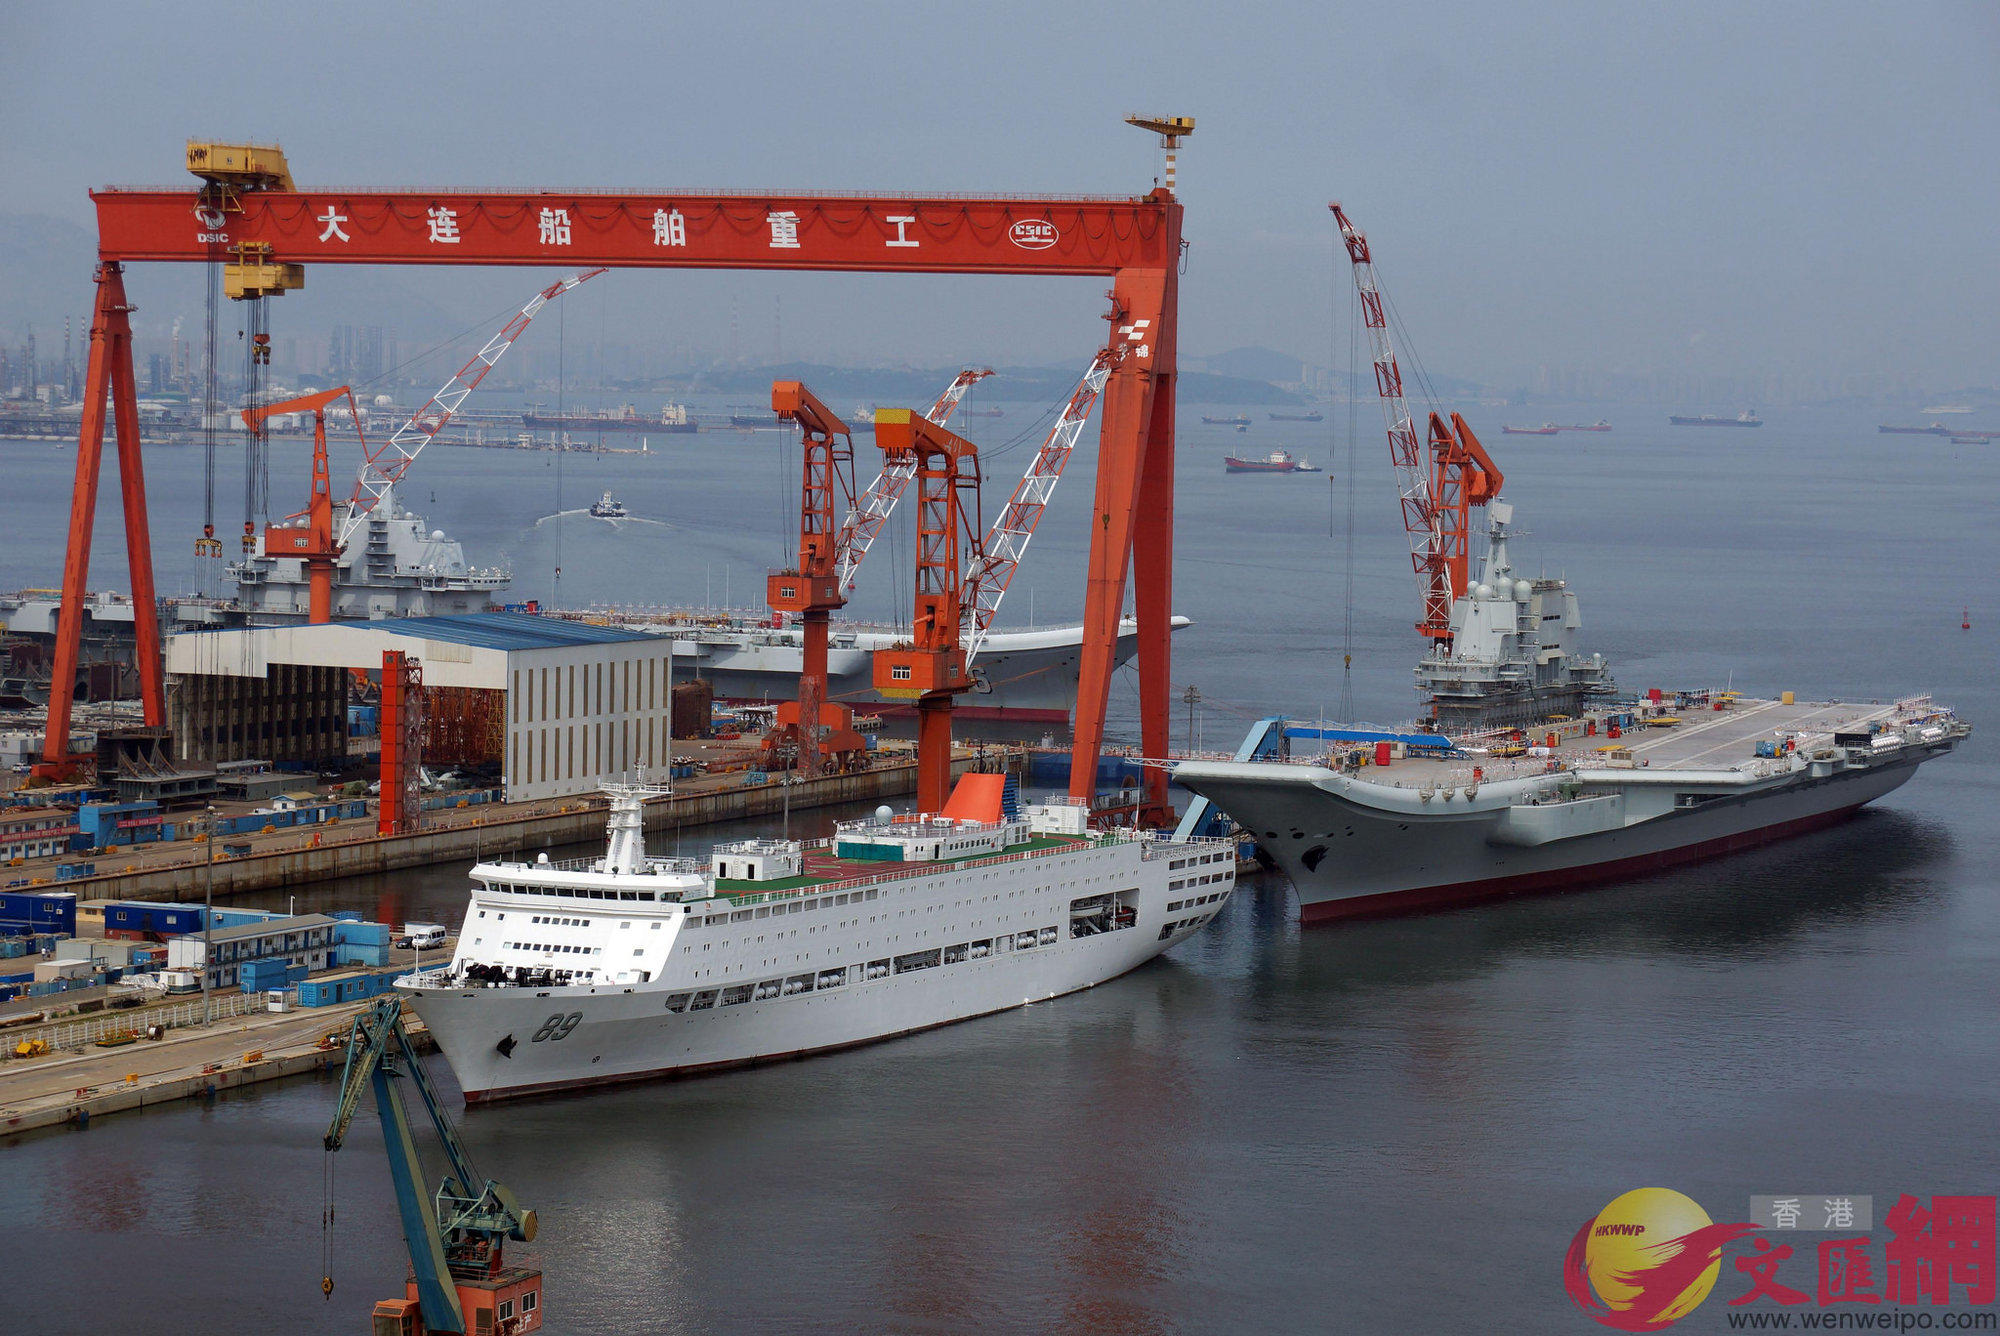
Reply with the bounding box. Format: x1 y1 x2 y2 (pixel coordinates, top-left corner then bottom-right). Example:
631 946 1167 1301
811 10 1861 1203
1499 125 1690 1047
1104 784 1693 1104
11 988 281 1056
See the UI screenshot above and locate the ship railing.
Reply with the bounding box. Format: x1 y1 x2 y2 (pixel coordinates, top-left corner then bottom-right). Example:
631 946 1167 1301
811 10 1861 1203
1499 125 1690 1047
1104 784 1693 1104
704 829 1157 908
482 853 709 875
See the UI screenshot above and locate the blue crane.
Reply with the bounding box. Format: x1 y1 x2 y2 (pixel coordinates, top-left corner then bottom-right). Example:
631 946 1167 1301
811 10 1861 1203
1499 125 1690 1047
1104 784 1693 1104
323 995 542 1335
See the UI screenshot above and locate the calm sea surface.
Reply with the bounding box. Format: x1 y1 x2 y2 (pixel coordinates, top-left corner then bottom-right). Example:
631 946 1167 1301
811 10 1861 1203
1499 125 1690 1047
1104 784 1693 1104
0 401 1993 1333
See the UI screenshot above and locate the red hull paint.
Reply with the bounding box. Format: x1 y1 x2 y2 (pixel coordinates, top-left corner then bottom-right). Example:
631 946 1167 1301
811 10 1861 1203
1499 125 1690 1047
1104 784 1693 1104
1296 802 1866 924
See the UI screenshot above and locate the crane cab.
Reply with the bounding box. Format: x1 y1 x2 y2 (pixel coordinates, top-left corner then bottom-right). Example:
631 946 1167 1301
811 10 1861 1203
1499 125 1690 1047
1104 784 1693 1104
371 1266 544 1335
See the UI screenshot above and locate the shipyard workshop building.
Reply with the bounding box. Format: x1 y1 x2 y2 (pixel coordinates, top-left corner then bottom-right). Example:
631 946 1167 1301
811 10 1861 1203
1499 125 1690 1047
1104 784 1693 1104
164 613 678 801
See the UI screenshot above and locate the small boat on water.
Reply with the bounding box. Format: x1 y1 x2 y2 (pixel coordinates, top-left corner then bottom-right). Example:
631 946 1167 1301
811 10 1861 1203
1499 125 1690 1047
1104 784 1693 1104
1226 450 1305 474
1501 423 1561 436
589 491 628 519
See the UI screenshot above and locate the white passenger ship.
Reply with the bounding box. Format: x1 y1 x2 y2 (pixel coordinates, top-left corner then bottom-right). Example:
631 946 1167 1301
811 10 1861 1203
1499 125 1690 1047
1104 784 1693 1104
401 776 1236 1102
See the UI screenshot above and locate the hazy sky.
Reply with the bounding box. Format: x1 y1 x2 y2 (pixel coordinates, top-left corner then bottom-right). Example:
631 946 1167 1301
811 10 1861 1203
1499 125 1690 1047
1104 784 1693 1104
5 1 1997 388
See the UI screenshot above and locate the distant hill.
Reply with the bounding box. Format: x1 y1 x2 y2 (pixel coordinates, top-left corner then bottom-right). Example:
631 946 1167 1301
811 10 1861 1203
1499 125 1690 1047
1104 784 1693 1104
1191 346 1304 384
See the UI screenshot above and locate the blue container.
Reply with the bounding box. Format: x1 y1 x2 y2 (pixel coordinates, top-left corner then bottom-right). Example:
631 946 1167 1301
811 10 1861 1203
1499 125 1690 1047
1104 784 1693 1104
332 920 391 947
328 910 364 923
206 907 291 931
102 901 200 938
298 971 394 1007
332 942 391 968
0 891 78 938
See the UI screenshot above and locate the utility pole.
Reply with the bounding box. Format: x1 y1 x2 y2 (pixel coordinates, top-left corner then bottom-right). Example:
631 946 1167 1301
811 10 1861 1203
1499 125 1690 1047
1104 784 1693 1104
1182 685 1201 758
202 804 215 1025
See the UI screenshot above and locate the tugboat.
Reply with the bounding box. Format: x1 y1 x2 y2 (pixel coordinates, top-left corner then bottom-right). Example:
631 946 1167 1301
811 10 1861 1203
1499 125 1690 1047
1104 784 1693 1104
589 491 627 519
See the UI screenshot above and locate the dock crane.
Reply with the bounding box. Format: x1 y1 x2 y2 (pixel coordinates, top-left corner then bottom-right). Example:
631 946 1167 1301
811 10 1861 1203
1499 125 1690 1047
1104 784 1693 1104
870 409 985 813
835 369 992 594
323 996 542 1335
766 368 993 776
1329 202 1503 649
765 380 867 777
240 387 363 625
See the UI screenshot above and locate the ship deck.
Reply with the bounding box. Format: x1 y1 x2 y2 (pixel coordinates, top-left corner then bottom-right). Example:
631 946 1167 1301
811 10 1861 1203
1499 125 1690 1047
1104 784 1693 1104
1316 697 1920 790
712 834 1094 899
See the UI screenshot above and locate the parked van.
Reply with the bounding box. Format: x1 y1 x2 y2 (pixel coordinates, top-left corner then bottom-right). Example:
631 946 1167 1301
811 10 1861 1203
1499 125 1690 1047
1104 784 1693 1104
399 922 446 950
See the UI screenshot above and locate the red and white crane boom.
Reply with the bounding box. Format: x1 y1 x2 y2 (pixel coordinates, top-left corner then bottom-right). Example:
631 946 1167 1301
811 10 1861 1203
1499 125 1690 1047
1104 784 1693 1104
1329 202 1501 648
963 349 1116 665
338 268 605 548
834 368 991 593
1330 202 1446 636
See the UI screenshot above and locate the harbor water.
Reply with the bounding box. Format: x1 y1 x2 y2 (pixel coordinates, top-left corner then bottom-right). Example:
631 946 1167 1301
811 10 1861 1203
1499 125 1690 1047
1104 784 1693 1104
0 405 1994 1332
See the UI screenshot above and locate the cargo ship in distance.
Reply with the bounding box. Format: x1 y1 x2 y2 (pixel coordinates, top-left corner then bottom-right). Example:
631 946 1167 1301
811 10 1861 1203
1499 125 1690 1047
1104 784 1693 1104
1173 498 1968 921
1202 414 1252 427
1669 410 1762 427
400 778 1237 1102
1226 449 1316 474
522 403 697 434
1501 423 1560 435
1268 411 1324 422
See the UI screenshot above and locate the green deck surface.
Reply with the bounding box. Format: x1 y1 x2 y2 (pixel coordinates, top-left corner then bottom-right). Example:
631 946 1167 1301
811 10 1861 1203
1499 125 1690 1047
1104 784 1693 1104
713 834 1089 897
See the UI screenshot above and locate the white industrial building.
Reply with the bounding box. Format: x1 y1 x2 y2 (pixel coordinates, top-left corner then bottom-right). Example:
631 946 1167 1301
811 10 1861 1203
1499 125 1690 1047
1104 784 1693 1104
165 613 678 802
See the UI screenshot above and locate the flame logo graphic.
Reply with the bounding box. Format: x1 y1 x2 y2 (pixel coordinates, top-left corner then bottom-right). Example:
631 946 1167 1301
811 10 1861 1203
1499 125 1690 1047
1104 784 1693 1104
1563 1188 1757 1330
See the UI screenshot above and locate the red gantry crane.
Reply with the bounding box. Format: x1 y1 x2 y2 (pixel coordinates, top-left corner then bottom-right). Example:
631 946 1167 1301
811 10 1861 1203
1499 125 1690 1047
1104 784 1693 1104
42 131 1186 804
1330 202 1502 648
870 409 985 814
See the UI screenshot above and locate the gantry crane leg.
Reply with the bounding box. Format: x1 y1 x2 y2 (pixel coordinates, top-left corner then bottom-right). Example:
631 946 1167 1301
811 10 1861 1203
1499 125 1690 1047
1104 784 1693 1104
1131 374 1178 820
1067 266 1174 810
40 261 164 775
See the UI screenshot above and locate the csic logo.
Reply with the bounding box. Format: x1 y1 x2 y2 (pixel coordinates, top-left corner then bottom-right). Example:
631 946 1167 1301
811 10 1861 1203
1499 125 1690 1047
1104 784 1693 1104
1008 219 1058 250
1564 1188 1758 1330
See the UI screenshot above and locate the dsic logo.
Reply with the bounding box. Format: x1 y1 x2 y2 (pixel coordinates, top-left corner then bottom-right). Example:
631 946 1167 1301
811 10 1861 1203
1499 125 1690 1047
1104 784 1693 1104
193 203 229 243
1008 220 1058 250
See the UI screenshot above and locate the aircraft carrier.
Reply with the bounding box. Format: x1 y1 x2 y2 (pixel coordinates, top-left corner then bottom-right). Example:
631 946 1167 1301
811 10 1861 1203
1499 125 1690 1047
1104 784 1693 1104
1173 501 1968 921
